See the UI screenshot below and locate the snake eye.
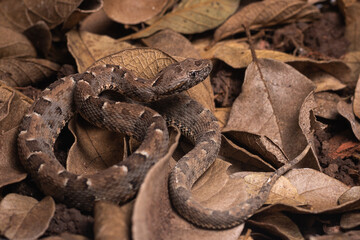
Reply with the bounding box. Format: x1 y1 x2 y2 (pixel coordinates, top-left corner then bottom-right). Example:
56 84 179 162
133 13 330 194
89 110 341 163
189 71 197 78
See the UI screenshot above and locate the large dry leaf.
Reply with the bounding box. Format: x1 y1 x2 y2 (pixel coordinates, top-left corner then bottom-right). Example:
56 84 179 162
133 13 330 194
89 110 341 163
248 212 303 240
0 57 60 87
67 116 125 175
204 40 351 86
223 59 315 161
337 100 360 141
0 26 36 58
0 0 82 31
213 0 320 42
353 75 360 118
0 84 32 188
67 30 134 73
0 194 55 240
121 0 239 40
342 1 360 52
142 29 215 112
94 201 133 240
103 0 168 24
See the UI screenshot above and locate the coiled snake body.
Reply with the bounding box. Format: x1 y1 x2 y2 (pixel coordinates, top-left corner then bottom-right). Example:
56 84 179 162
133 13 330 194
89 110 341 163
18 58 297 229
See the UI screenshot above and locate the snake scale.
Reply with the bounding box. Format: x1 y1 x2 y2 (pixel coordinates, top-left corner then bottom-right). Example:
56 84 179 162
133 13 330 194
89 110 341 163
17 57 301 229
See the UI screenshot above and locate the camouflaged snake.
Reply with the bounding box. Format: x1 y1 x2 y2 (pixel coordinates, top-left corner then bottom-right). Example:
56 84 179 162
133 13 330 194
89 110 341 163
17 57 301 229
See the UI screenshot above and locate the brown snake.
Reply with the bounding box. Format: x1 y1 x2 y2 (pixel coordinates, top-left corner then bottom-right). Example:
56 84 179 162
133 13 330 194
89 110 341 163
17 57 304 229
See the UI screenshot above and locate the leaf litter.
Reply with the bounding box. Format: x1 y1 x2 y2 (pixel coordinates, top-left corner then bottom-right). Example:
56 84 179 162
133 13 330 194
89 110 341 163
0 0 359 239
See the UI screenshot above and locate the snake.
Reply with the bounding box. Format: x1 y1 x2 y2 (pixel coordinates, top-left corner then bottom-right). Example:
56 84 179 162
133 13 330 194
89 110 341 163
17 57 304 229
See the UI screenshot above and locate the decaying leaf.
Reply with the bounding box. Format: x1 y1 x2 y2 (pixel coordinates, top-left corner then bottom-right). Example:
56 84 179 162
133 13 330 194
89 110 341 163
67 30 134 73
248 212 303 240
0 26 36 58
0 194 55 240
103 0 168 24
223 58 315 162
67 116 126 175
0 57 60 87
121 0 240 40
0 84 32 188
314 92 341 120
353 75 360 118
213 0 320 43
0 0 82 31
337 100 360 141
94 201 133 240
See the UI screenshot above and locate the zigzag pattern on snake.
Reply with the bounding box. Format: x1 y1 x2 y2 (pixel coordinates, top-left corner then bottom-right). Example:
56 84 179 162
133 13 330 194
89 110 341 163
17 57 300 229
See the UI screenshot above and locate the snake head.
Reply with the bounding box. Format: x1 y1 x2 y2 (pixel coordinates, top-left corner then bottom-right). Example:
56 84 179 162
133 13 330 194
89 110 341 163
152 58 212 97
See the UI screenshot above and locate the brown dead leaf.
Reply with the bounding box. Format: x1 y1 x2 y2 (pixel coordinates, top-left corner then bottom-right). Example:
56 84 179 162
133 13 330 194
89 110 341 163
94 200 133 240
103 0 168 24
0 26 36 58
342 1 360 52
0 84 32 188
248 212 303 240
223 59 315 162
337 100 360 141
344 51 360 87
121 0 240 40
66 30 134 73
0 194 55 240
213 0 320 43
0 57 60 87
314 92 340 120
340 211 360 229
23 21 52 57
67 116 125 175
0 0 82 32
205 40 351 87
285 168 350 211
215 107 231 128
353 75 360 118
338 186 360 205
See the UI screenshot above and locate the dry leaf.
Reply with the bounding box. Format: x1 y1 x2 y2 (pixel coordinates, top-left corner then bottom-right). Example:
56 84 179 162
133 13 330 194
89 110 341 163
0 26 36 58
285 168 350 211
213 0 320 42
249 212 303 240
344 51 360 87
103 0 168 24
340 211 360 229
215 107 231 128
314 92 340 120
0 0 82 31
0 194 55 240
338 186 360 205
66 30 134 73
342 1 360 52
94 201 133 240
0 57 60 87
310 71 347 92
337 100 360 141
353 75 360 118
223 59 315 161
23 21 52 57
0 84 32 188
67 116 125 175
121 0 240 40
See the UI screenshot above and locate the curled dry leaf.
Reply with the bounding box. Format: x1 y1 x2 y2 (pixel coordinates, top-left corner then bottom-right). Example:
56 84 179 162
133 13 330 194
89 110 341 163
338 186 360 205
205 40 350 87
94 201 133 240
121 0 240 40
353 75 360 118
0 84 32 188
0 26 36 58
248 212 303 240
314 92 341 120
0 57 60 87
285 168 350 211
0 194 55 240
66 30 134 72
103 0 168 24
223 59 315 162
213 0 320 43
0 0 82 31
67 116 125 175
337 100 360 141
